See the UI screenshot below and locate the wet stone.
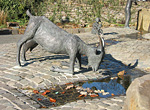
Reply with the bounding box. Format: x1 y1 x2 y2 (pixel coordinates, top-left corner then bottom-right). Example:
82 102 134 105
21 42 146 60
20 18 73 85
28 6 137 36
25 99 37 105
32 103 41 108
14 92 25 97
32 94 53 107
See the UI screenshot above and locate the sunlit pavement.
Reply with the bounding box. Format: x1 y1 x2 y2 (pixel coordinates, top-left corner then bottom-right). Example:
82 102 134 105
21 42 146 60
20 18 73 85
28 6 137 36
0 27 149 110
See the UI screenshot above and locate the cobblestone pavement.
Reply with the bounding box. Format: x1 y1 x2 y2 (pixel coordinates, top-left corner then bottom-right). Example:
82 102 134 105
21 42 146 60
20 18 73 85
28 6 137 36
0 27 149 110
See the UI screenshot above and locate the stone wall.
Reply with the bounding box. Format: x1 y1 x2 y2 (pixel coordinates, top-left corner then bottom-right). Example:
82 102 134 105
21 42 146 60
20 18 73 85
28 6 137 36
137 8 150 32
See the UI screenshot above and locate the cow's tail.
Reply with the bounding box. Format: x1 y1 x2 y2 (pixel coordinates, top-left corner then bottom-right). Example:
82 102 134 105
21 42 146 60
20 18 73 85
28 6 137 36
26 10 33 17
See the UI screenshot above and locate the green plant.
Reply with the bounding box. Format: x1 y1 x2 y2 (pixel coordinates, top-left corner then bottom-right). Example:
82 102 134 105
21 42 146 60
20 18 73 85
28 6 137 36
0 24 7 28
0 0 146 28
0 0 45 22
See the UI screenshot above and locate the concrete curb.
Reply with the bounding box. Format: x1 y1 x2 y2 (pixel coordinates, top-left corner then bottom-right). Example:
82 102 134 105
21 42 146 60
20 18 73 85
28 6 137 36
0 27 92 35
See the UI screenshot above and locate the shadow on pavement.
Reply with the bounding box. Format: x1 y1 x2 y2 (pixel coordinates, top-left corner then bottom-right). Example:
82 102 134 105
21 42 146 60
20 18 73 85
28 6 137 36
104 32 118 35
0 29 12 35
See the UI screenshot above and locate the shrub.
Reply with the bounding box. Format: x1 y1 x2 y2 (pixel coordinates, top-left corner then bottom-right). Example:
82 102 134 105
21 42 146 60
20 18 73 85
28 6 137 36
0 0 45 22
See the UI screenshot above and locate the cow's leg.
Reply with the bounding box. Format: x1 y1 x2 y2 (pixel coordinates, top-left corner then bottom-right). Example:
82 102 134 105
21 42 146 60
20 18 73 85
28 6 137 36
61 54 81 70
21 40 38 61
17 22 41 66
69 54 76 74
50 54 76 74
76 54 81 69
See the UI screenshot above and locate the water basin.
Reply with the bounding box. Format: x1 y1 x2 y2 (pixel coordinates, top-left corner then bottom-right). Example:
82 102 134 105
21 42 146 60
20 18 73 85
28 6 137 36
31 75 132 108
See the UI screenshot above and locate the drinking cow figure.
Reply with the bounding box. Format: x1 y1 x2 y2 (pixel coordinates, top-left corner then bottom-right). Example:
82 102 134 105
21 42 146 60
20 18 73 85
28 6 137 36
17 10 105 75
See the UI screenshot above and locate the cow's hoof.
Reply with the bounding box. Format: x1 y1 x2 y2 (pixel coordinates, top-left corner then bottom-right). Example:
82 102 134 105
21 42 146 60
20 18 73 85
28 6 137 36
13 65 22 69
22 60 27 64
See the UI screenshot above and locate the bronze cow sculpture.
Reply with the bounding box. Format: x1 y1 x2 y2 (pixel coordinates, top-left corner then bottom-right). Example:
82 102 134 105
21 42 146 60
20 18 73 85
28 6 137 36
17 10 105 74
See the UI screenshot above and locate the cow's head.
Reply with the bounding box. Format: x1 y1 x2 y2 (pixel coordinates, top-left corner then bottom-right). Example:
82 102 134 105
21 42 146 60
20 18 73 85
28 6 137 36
87 35 105 71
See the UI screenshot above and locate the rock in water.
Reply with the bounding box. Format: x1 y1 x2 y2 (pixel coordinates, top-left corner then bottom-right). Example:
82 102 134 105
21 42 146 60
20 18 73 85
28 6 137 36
124 74 150 110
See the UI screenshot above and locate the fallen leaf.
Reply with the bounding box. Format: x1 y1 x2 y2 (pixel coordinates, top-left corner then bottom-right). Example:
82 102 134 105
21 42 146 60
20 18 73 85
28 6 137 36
41 93 46 96
117 70 126 79
105 42 110 45
42 90 50 95
65 82 73 85
37 98 42 101
49 98 56 102
61 91 65 94
78 94 87 97
111 93 115 96
90 94 98 97
41 106 46 108
65 84 74 90
33 90 39 94
51 88 56 90
45 90 51 93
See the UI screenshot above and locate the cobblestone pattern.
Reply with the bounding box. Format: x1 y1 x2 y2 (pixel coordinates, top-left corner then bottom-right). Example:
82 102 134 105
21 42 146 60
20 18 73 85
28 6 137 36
0 27 148 109
51 96 125 110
